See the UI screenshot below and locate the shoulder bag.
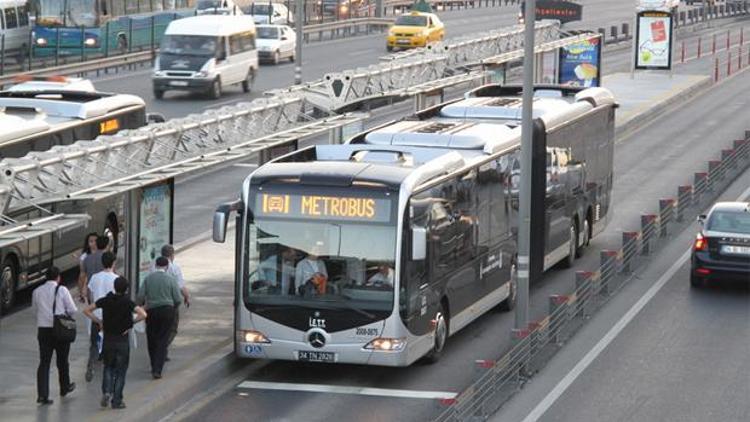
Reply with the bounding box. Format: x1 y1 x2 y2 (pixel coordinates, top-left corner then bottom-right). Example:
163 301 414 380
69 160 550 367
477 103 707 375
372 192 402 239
52 285 77 343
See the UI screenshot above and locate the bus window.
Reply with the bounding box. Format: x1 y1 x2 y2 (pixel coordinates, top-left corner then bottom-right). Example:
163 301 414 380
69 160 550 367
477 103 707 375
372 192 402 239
229 33 242 54
239 31 255 51
4 8 18 29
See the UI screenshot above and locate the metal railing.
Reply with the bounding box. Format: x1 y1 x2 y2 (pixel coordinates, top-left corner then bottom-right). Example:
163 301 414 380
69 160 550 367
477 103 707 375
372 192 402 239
434 133 750 421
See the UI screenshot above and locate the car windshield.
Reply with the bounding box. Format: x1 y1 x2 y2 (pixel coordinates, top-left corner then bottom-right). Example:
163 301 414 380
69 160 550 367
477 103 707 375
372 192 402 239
160 35 218 56
247 4 271 14
257 26 279 39
395 15 428 26
197 0 226 9
36 0 97 27
244 190 397 313
707 210 750 234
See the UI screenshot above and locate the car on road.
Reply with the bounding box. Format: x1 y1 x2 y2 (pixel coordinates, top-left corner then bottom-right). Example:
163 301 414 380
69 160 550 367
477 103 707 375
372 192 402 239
386 11 444 52
243 2 293 25
256 24 296 64
691 201 750 288
152 15 259 100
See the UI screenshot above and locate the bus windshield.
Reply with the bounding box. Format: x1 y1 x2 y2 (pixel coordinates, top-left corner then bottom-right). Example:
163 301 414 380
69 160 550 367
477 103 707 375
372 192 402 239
244 193 397 313
160 35 218 56
36 0 97 27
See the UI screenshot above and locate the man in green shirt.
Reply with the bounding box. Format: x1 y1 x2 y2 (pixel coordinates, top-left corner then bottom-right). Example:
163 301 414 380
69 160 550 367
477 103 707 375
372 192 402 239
137 257 181 379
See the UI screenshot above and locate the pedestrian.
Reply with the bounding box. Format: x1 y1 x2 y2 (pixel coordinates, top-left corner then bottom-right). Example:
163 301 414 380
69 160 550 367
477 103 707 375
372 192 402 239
138 256 182 379
159 244 190 354
83 277 147 409
85 251 118 382
76 232 99 303
81 235 110 300
32 266 77 405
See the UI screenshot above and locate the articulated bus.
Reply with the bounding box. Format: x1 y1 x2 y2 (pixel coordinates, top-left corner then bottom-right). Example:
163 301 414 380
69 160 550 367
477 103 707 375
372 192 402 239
212 85 616 366
0 77 148 158
0 77 153 313
31 0 195 57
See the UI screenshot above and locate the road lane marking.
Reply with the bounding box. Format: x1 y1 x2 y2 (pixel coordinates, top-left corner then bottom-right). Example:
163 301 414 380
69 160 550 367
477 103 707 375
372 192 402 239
232 163 257 168
236 381 457 400
520 183 750 422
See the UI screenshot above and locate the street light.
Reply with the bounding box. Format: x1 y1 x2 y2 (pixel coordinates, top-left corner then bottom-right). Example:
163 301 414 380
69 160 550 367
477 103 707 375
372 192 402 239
295 0 304 84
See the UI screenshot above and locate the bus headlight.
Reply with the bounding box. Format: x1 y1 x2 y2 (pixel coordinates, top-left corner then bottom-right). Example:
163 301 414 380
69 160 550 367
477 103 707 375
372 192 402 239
364 337 406 351
241 330 271 343
36 37 47 46
84 37 97 47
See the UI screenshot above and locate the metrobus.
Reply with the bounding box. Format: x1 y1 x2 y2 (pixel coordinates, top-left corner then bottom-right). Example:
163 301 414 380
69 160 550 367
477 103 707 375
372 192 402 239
212 84 616 366
30 0 196 57
0 76 149 158
0 76 157 313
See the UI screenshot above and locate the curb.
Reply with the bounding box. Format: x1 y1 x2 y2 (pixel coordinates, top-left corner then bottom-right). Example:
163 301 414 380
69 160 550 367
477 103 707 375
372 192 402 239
615 75 713 140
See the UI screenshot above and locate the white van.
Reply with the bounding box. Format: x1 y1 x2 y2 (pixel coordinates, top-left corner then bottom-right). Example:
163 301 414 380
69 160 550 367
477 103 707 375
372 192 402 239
152 15 259 100
0 0 30 63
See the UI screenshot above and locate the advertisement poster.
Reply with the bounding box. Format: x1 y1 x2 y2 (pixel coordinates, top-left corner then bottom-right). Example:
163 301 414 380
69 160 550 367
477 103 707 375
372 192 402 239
138 181 173 288
558 36 601 87
635 11 673 69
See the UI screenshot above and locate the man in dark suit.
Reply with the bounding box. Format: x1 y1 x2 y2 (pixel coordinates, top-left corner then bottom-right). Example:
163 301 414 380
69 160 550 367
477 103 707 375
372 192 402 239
137 257 181 379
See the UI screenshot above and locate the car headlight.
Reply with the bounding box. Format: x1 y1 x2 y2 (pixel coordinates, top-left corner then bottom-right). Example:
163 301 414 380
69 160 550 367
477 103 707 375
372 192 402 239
241 330 271 343
364 337 406 351
153 70 166 77
84 37 97 47
36 37 47 46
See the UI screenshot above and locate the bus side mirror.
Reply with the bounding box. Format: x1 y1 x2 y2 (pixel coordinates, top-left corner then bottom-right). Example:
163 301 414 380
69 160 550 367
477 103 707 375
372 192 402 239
697 214 707 224
213 209 229 243
411 226 427 261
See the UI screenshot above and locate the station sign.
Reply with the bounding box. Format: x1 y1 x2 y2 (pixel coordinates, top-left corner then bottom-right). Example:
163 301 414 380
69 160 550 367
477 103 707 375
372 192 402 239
523 0 583 24
558 35 602 87
635 10 673 70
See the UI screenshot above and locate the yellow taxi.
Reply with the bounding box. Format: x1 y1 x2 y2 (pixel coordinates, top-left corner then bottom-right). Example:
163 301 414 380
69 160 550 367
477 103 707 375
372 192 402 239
386 11 445 52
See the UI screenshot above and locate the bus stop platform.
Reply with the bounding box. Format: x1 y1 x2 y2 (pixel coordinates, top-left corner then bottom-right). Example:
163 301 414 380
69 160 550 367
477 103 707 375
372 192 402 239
0 71 712 422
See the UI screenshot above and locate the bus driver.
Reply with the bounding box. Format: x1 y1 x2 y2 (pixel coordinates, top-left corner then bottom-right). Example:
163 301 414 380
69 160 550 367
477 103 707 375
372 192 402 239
295 243 328 295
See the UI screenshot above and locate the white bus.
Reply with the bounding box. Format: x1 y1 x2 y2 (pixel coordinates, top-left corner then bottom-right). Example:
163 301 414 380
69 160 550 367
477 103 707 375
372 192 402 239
0 0 31 63
213 85 616 366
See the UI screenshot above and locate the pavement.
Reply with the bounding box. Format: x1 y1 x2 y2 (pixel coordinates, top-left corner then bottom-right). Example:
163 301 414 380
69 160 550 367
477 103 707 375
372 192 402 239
0 231 237 422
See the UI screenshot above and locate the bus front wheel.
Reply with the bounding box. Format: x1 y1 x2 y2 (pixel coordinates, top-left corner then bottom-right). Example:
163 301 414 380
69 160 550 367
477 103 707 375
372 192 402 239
209 78 222 99
0 258 17 315
424 304 448 363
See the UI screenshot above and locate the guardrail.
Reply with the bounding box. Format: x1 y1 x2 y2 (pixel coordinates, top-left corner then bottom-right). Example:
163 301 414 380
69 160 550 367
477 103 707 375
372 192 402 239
433 133 750 422
301 17 394 42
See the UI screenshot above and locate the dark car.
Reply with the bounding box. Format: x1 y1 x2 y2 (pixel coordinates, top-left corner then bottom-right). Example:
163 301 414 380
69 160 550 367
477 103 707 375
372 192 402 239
691 201 750 288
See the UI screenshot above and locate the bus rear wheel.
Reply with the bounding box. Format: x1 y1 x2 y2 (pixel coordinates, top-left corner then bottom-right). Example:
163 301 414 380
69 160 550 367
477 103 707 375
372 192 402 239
0 258 17 315
424 304 448 363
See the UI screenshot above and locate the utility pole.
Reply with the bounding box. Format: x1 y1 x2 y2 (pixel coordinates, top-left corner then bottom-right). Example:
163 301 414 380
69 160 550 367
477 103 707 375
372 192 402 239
295 0 303 84
515 0 535 331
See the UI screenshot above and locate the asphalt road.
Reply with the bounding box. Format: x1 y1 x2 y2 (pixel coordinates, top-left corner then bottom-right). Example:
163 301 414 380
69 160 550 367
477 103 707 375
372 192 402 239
89 0 639 119
504 167 750 422
175 24 750 422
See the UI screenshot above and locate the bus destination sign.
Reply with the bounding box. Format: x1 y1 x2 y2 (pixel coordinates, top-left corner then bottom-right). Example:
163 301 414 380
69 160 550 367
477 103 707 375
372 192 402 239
256 193 392 223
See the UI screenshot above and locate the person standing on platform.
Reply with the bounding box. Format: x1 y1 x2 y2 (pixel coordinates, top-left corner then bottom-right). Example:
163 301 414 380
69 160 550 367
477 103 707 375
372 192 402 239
159 244 190 352
85 251 118 382
84 277 147 409
32 267 77 405
137 257 181 379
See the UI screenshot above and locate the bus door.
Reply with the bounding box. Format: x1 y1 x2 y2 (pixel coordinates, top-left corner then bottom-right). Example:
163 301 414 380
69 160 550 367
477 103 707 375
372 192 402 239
546 148 569 256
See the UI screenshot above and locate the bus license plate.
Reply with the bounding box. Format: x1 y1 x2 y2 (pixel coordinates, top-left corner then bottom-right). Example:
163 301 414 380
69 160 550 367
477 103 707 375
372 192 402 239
297 351 336 363
169 80 188 87
722 245 750 255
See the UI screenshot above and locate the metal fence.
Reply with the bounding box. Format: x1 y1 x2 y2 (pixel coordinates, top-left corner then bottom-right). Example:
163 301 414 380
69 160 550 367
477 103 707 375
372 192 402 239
434 133 750 421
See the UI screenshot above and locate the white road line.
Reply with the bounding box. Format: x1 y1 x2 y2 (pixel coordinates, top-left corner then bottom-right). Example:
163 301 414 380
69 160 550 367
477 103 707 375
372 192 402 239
232 163 257 168
236 381 457 400
520 183 750 422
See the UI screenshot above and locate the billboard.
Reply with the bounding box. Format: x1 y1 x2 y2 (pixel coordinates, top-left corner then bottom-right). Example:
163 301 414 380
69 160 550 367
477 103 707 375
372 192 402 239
635 11 673 70
137 180 174 289
558 36 602 87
